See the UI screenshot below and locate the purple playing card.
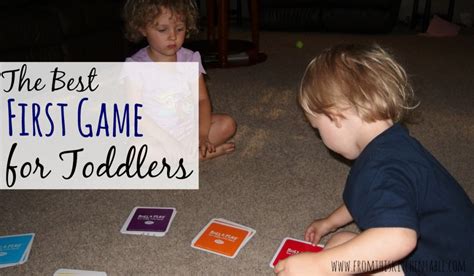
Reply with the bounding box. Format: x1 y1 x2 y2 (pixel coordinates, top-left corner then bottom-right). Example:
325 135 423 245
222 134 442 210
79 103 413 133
126 208 175 232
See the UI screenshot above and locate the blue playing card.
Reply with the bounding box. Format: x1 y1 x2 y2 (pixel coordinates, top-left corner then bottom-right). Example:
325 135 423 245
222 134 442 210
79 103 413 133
0 233 35 268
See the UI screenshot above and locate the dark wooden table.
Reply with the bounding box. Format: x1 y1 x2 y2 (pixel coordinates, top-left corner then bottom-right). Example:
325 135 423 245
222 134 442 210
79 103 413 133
411 0 455 31
187 0 266 68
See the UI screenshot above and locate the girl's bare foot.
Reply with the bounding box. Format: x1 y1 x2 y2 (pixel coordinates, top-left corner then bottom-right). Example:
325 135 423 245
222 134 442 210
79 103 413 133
200 142 235 160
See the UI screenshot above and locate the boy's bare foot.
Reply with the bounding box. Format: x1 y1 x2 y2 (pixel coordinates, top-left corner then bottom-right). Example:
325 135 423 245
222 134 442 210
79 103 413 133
200 142 235 160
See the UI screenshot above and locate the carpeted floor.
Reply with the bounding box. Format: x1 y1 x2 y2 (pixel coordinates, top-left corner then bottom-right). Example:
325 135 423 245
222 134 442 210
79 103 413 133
1 31 473 275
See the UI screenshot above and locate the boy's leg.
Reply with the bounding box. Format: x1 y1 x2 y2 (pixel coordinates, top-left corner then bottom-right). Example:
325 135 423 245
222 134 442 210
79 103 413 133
325 231 357 249
200 113 236 160
325 232 404 276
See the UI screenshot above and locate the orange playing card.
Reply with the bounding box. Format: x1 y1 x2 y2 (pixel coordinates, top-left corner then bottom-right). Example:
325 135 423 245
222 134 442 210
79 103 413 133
191 219 255 258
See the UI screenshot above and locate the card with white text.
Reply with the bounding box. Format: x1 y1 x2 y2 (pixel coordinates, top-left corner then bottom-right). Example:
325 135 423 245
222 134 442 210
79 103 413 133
191 218 255 258
269 237 323 268
121 207 176 237
0 233 35 268
53 269 107 276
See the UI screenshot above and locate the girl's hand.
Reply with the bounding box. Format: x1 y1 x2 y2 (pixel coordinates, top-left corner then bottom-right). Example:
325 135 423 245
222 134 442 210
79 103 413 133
304 218 334 245
199 137 215 158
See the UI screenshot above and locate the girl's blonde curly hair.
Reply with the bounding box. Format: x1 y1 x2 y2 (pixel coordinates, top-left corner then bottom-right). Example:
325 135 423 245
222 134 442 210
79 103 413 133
123 0 199 43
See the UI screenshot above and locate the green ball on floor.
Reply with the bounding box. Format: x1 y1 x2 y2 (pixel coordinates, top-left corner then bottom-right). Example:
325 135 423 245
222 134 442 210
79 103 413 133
296 40 304 49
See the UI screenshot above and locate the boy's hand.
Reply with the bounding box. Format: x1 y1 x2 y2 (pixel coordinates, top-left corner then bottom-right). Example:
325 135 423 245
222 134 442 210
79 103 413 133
274 252 322 276
305 218 334 244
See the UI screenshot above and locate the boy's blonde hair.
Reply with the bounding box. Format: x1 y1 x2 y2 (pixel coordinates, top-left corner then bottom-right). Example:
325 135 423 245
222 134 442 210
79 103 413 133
123 0 199 43
299 44 418 123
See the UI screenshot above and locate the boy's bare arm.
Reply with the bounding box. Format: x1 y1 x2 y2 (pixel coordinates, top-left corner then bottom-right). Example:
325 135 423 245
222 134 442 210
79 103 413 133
277 227 417 275
305 204 353 244
327 204 353 228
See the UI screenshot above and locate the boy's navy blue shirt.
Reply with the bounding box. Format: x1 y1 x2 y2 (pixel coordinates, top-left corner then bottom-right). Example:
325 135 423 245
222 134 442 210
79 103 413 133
343 123 473 275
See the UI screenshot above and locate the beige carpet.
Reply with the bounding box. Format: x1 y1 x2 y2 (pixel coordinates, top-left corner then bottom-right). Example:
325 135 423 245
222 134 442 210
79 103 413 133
1 31 473 275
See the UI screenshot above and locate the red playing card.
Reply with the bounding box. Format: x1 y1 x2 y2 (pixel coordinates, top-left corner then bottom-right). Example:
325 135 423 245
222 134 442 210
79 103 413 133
270 237 323 268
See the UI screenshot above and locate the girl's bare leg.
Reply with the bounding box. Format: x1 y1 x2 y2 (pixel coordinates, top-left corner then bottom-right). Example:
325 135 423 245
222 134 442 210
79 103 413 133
200 113 236 160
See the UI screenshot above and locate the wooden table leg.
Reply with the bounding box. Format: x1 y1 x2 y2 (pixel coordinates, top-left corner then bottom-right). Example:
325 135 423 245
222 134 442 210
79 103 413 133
218 0 229 67
206 0 215 41
187 0 265 68
448 0 455 21
249 0 259 52
422 0 431 32
411 0 419 29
